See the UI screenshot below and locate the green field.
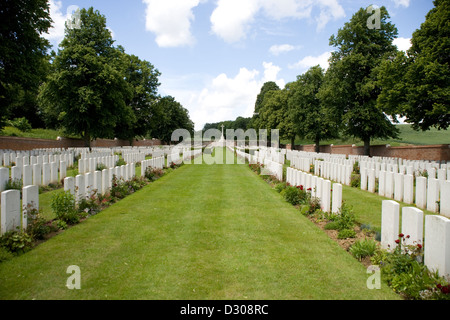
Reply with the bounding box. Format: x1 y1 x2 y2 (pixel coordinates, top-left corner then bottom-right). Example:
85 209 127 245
2 124 449 146
0 149 399 300
283 124 450 147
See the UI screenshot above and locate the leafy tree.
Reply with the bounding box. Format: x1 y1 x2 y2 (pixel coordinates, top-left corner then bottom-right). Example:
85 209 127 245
251 81 281 130
38 7 133 148
258 88 296 147
377 0 449 131
318 6 399 156
289 65 339 153
154 96 194 144
114 48 161 142
0 0 52 128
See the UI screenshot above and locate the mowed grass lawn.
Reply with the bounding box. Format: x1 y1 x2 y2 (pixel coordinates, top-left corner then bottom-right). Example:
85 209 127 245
0 149 399 300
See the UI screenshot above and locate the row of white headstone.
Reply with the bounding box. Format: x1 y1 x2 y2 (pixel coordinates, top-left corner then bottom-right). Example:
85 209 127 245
64 162 136 203
140 157 165 176
286 167 342 214
78 155 119 174
0 186 38 235
0 160 68 192
235 147 284 181
381 200 450 278
360 165 450 217
0 150 75 168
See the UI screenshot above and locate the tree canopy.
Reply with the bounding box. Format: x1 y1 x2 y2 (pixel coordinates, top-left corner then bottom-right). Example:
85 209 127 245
0 0 52 128
289 65 339 152
318 6 400 156
38 7 133 147
377 0 449 131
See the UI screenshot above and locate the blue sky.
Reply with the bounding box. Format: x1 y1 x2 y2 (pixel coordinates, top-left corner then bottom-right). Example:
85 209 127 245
44 0 435 131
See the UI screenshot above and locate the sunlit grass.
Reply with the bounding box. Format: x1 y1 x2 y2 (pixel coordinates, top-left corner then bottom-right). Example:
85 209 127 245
0 149 399 300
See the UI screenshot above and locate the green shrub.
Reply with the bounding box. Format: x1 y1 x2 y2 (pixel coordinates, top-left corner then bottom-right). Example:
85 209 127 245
350 173 361 188
324 221 340 230
145 167 164 182
115 158 126 166
371 234 450 300
51 191 79 225
110 175 129 199
335 203 356 231
281 186 302 206
96 163 108 171
5 178 23 191
349 239 378 261
0 230 33 255
353 161 360 174
337 229 356 239
8 117 32 132
275 182 287 193
24 205 53 240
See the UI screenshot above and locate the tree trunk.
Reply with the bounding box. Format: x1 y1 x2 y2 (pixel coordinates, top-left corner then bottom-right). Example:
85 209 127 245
364 138 371 157
290 136 295 150
315 136 320 153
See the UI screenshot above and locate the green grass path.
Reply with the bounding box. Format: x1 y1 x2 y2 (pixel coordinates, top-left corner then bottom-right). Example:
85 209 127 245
0 150 399 300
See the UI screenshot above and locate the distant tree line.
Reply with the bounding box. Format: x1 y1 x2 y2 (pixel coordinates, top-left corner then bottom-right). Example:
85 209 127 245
212 1 448 156
0 3 194 147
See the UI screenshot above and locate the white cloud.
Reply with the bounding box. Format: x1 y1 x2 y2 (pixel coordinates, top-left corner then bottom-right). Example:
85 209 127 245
143 0 200 47
44 1 115 47
393 37 412 52
210 0 260 43
269 44 297 56
161 63 285 131
392 0 410 8
289 51 332 72
44 0 69 44
210 0 345 43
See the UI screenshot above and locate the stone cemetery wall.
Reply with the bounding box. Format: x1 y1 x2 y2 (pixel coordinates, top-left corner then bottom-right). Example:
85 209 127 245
0 136 162 151
286 143 450 162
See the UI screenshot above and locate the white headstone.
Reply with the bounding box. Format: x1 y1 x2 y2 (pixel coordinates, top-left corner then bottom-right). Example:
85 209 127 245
33 163 42 186
378 170 386 197
321 180 331 213
63 176 75 196
403 174 414 205
415 176 427 209
22 185 39 231
0 167 9 193
441 181 450 218
332 183 342 214
424 215 450 277
22 165 33 187
381 200 400 251
75 175 85 203
42 163 51 186
394 173 404 202
401 207 423 247
1 190 21 235
427 178 440 213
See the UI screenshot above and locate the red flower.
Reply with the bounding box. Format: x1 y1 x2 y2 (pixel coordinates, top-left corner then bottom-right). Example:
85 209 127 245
395 239 400 244
417 244 422 249
307 188 312 191
406 235 410 239
399 233 404 238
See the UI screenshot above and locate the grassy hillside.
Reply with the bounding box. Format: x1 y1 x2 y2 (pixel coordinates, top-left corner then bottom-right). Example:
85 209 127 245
284 124 450 147
1 124 448 146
